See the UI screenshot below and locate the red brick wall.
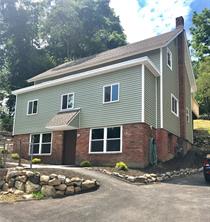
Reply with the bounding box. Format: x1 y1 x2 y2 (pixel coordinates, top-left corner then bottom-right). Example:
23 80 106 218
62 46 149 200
13 131 64 164
75 123 153 168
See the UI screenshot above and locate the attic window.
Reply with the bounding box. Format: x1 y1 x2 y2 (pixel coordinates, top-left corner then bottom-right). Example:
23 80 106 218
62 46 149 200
167 48 172 70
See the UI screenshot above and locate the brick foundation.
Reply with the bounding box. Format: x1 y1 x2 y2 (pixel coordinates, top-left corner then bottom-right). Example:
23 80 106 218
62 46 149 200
13 131 64 164
13 123 192 167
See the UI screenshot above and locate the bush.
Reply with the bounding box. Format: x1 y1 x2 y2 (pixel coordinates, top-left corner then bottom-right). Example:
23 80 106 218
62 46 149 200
115 162 128 171
32 158 42 164
32 191 44 200
80 160 92 167
11 153 20 160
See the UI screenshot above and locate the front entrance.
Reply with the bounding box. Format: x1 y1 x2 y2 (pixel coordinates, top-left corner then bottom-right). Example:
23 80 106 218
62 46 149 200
63 130 77 165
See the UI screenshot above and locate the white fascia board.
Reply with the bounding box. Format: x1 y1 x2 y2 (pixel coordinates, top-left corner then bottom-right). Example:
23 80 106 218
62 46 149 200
12 57 160 95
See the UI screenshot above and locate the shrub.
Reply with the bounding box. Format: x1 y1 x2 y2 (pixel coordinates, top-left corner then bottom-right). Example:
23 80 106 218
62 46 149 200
32 158 42 164
11 153 20 160
115 162 128 171
80 160 92 167
32 191 44 200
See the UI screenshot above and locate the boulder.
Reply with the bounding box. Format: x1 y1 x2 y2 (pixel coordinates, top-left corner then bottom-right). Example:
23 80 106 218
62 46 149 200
8 178 15 188
74 186 81 194
23 194 34 200
65 186 74 196
55 184 67 191
0 180 5 189
49 174 57 179
55 190 65 198
16 175 27 183
2 183 9 191
48 178 61 186
135 176 146 183
14 190 24 195
15 181 25 191
6 170 20 181
65 178 72 186
127 176 136 182
70 177 82 187
41 185 56 197
25 171 34 177
58 175 66 184
40 175 50 184
82 180 96 190
25 181 41 194
28 173 40 184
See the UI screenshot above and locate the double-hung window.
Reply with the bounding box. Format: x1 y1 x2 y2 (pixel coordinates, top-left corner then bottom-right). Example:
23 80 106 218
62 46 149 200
103 83 119 103
167 48 172 70
90 126 122 153
27 100 38 115
61 93 74 110
30 133 52 155
171 94 179 117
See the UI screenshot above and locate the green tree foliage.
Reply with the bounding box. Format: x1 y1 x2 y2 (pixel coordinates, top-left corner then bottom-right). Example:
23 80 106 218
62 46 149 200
42 0 126 63
195 57 210 116
190 8 210 61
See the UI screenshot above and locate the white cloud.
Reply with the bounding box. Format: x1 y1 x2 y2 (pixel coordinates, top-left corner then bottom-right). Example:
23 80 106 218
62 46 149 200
110 0 194 43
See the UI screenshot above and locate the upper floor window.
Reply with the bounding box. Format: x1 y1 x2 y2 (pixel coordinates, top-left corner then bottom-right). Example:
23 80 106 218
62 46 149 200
171 94 179 117
103 83 119 103
186 107 190 123
90 126 122 153
61 93 74 110
27 100 38 115
167 48 172 70
30 133 52 155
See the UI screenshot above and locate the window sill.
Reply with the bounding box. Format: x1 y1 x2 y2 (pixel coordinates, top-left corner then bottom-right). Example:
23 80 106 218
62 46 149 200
27 113 38 116
60 107 81 113
167 64 172 71
103 100 119 105
171 111 179 118
89 151 122 154
28 153 52 156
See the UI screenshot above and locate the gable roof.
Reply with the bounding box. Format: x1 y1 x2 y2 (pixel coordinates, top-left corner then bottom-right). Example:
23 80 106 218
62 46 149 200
28 27 183 83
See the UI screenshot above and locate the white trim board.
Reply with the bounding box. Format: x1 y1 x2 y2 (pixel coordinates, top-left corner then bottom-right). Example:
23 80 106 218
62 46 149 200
12 56 160 95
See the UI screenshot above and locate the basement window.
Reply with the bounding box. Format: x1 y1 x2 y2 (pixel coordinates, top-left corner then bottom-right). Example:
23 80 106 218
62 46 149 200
167 48 172 70
90 126 122 153
29 133 52 155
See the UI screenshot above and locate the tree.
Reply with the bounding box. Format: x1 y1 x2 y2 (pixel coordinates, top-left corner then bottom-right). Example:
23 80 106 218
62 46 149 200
195 56 210 116
190 8 210 61
41 0 126 63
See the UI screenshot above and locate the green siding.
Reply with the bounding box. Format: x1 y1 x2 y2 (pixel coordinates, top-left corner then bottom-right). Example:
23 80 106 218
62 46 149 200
145 67 156 127
185 75 193 143
14 66 143 135
156 77 161 128
162 39 180 136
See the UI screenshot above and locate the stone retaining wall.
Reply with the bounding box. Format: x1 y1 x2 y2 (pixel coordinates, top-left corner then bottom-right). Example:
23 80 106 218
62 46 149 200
0 167 99 199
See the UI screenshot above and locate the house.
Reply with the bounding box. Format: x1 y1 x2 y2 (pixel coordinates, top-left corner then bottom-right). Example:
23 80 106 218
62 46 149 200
12 17 197 167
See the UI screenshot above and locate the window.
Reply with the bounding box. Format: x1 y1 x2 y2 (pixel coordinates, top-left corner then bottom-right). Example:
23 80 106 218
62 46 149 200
103 83 119 103
27 100 38 115
186 107 190 123
171 94 179 117
167 48 172 70
61 93 74 110
90 126 122 153
29 133 52 155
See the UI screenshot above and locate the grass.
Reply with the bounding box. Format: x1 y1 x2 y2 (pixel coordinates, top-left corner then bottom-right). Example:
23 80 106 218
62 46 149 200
194 119 210 134
32 191 44 200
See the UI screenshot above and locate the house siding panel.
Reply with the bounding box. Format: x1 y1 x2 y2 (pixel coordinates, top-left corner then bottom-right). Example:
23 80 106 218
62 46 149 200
14 66 143 135
162 39 180 136
145 67 156 127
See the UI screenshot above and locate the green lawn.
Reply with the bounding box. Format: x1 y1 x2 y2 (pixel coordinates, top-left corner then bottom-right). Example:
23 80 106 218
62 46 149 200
194 119 210 134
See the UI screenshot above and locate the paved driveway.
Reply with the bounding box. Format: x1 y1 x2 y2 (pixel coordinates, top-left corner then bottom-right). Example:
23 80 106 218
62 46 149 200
0 168 210 222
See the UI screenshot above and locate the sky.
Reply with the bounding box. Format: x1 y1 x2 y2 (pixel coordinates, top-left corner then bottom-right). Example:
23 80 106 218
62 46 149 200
110 0 210 43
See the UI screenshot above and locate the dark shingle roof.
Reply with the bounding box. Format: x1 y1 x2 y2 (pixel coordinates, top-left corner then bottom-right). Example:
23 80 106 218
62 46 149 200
28 28 183 83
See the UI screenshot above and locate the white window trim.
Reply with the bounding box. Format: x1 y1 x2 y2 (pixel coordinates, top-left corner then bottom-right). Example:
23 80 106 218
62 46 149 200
103 83 120 104
186 107 190 123
171 94 179 117
27 99 38 116
89 126 122 154
29 132 53 156
167 47 173 70
60 92 75 111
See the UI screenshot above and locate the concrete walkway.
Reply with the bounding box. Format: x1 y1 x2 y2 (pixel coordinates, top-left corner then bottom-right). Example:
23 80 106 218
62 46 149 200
1 163 210 222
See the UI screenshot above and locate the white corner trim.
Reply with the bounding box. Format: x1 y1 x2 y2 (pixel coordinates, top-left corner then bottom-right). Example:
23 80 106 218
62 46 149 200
155 77 158 128
12 57 160 95
160 48 163 128
141 64 145 122
12 95 17 136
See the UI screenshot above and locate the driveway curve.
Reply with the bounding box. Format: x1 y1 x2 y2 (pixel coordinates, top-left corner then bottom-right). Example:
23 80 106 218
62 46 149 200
0 167 209 222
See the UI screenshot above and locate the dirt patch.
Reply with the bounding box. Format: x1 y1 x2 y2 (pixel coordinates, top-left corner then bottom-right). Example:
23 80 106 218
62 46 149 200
0 193 24 202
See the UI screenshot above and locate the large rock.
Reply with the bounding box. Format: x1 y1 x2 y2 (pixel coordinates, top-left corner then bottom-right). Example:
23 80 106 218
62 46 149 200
135 176 146 183
55 184 67 191
40 175 50 184
48 178 61 186
82 180 96 191
74 186 81 193
15 181 25 191
6 170 20 181
8 178 15 188
2 183 9 191
65 186 74 196
41 185 56 197
28 172 40 184
70 177 82 187
58 175 66 184
55 190 65 198
16 175 27 183
0 180 5 189
25 171 34 177
25 181 41 194
65 178 72 186
49 174 57 179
